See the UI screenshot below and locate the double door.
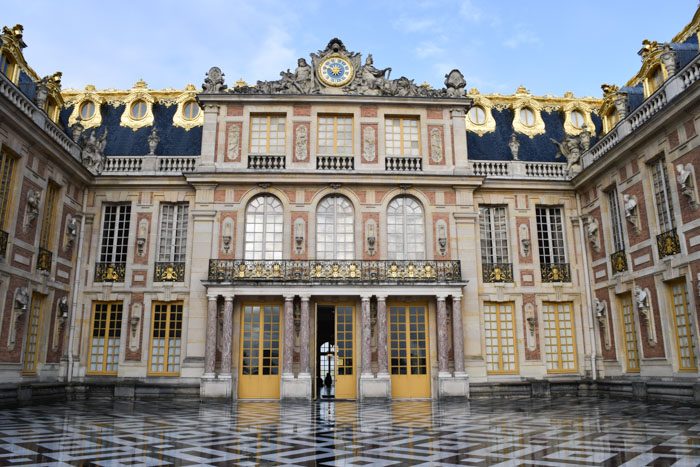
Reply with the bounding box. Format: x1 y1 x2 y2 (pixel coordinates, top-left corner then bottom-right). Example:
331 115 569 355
317 304 356 399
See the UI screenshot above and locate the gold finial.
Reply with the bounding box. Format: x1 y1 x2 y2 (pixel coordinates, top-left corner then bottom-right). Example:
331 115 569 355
184 83 197 91
134 79 148 89
235 77 248 88
85 84 96 91
601 83 619 97
469 87 480 95
563 91 574 98
420 81 431 88
515 85 530 95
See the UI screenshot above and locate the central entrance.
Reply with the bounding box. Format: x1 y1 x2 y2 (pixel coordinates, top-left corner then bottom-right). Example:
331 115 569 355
316 304 356 399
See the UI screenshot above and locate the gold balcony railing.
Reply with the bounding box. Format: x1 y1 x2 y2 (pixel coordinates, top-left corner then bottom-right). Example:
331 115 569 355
541 262 571 283
154 262 186 282
36 247 52 272
482 263 513 283
656 228 681 259
610 249 628 274
95 262 126 283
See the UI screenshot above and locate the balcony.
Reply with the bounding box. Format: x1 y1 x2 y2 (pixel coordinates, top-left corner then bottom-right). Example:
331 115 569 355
0 229 7 259
208 259 462 284
482 263 513 283
541 262 571 283
95 262 126 283
36 247 52 272
248 154 286 170
154 262 186 282
385 156 422 172
657 228 681 259
610 249 628 274
317 155 354 171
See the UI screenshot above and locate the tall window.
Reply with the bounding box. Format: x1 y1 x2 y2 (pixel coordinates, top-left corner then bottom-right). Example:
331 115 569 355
22 293 44 374
318 115 352 155
316 196 354 260
385 117 420 156
542 301 577 373
483 302 518 374
97 205 131 282
619 294 640 373
245 195 283 260
650 158 675 233
387 196 425 260
250 115 286 155
0 149 17 231
39 182 59 251
536 206 567 265
149 302 183 376
158 203 188 263
480 206 509 264
607 188 625 253
670 280 697 371
88 301 122 375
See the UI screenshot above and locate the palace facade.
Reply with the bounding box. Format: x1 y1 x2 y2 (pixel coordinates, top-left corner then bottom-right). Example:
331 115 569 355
1 8 700 403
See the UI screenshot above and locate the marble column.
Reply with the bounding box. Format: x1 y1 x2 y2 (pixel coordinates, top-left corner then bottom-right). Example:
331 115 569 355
299 296 310 375
452 296 465 373
361 296 372 375
437 295 449 375
283 296 295 376
204 294 218 377
376 295 389 375
220 295 234 377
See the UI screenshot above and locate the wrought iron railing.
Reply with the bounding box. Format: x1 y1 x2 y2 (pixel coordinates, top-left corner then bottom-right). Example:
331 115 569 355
248 154 286 170
36 247 52 272
154 262 186 282
610 249 628 274
208 259 462 283
541 262 571 283
385 156 422 172
0 229 8 259
95 262 127 283
657 228 681 258
482 263 513 283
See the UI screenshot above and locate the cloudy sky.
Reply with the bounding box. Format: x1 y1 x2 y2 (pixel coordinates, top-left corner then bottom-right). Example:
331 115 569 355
4 1 697 97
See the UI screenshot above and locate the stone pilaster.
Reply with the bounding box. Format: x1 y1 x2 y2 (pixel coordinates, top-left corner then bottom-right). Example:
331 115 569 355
437 295 449 375
283 295 295 376
376 295 389 375
452 295 465 374
299 296 310 375
220 295 234 377
361 295 372 376
204 294 218 377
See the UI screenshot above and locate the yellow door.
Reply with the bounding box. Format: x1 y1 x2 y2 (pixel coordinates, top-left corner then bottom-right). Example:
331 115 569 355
619 294 640 373
334 305 356 399
389 304 430 398
22 293 44 374
239 304 281 399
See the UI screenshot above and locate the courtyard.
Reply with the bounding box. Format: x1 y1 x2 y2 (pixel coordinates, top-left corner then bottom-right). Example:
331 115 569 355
0 397 699 466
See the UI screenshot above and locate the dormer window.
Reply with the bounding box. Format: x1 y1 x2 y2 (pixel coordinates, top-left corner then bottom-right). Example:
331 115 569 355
79 100 96 120
519 107 535 127
648 65 665 94
46 97 59 122
0 52 17 82
570 110 584 129
182 101 200 120
603 110 619 134
130 100 147 120
468 106 486 125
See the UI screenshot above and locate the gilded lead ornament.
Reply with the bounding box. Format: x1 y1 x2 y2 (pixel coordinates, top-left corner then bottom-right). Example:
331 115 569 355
119 80 155 131
66 85 104 129
172 84 204 131
465 89 497 136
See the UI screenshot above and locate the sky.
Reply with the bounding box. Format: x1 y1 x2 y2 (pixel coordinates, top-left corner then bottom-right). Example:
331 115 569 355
3 1 698 98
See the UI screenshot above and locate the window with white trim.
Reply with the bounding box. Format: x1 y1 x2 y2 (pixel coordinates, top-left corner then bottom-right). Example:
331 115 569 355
479 206 509 264
99 204 131 265
650 158 675 233
316 196 354 260
387 196 425 260
245 195 283 260
157 203 188 263
536 206 567 265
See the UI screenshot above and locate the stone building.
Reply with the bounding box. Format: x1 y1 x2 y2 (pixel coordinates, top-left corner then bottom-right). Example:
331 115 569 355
0 9 699 403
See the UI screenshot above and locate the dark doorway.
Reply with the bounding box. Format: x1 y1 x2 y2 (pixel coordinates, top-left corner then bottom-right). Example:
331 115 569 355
316 305 335 399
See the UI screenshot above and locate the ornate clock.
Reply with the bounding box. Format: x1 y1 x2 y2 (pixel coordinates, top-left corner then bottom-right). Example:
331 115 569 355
317 55 354 87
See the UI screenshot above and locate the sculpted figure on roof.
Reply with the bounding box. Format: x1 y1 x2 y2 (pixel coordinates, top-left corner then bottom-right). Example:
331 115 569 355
81 129 108 175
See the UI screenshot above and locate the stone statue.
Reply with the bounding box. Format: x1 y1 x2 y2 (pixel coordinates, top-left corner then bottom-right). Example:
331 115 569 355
66 215 78 249
634 286 650 313
623 194 637 219
660 43 677 76
202 66 227 93
586 217 600 252
430 128 443 163
508 133 520 160
594 298 606 320
81 129 108 174
295 125 308 161
35 76 49 110
14 287 29 311
444 69 466 97
57 296 69 321
579 125 591 151
227 125 240 161
147 127 159 155
551 135 582 175
360 54 392 91
294 58 315 94
363 126 376 162
26 189 40 222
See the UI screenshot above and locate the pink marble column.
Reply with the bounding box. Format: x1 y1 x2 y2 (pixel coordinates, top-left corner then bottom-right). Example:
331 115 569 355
361 296 371 375
220 295 234 376
377 295 389 375
299 296 310 375
204 294 218 376
437 295 449 374
283 296 294 376
452 296 465 373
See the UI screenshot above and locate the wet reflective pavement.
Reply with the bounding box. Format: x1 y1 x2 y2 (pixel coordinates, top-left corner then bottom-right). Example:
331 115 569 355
0 396 699 465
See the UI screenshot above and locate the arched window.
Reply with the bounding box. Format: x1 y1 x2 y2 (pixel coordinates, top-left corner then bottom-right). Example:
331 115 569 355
387 196 425 260
316 196 354 259
245 195 283 260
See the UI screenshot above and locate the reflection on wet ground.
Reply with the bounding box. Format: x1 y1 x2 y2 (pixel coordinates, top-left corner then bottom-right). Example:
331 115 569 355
0 396 699 465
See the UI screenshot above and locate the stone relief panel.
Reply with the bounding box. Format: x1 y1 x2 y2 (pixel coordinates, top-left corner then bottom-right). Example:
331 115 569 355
428 125 445 165
224 122 242 162
361 124 378 164
293 123 310 162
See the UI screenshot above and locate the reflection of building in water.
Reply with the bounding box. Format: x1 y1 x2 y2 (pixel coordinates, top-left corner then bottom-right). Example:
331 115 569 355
2 9 700 404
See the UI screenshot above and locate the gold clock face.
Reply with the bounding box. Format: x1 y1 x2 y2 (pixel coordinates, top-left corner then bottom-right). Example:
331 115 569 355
318 55 354 87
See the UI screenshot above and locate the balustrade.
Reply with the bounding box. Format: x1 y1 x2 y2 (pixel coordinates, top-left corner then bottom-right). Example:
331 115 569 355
385 156 422 172
317 155 354 171
248 154 286 170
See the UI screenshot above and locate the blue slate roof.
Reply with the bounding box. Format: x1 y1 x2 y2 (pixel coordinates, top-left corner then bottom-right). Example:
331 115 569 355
59 103 202 156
